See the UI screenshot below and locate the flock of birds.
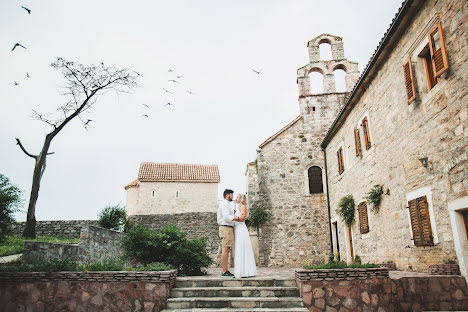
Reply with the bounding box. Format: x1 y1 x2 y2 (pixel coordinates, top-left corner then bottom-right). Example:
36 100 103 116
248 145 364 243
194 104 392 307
11 6 31 86
10 4 265 121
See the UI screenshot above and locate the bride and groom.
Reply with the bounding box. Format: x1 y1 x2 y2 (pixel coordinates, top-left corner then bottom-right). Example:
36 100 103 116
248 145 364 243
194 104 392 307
217 189 257 278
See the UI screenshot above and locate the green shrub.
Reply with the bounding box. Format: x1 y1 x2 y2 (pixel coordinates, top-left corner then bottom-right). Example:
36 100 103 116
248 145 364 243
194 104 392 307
97 204 127 231
0 258 78 272
304 260 379 270
337 195 355 227
121 224 213 275
366 185 384 213
78 258 125 271
0 174 23 241
0 235 80 257
135 262 174 271
247 207 268 229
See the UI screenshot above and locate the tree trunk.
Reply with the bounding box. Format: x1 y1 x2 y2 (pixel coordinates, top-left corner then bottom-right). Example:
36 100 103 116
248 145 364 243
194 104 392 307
22 137 53 238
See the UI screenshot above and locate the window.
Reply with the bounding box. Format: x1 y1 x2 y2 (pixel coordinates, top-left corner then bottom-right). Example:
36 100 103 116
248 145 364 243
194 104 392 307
421 46 439 90
354 128 362 157
408 195 434 246
428 22 449 78
337 147 344 174
308 166 323 194
309 70 324 94
152 191 155 197
176 191 180 198
361 117 371 150
403 58 416 103
358 202 369 234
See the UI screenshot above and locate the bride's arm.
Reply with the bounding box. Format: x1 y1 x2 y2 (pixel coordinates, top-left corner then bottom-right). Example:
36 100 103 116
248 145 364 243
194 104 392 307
238 205 247 222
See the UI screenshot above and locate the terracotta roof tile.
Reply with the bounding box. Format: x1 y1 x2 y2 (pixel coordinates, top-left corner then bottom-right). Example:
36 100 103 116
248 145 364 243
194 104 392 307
124 179 139 190
137 162 220 183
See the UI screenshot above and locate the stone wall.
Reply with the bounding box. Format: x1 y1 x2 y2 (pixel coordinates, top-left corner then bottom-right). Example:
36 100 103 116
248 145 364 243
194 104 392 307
126 181 218 215
11 220 98 238
296 269 468 311
129 212 220 261
0 270 177 312
22 226 124 265
325 0 467 271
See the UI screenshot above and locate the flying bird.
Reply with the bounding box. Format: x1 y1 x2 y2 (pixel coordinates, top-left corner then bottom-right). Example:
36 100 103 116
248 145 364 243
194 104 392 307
84 119 94 126
162 88 173 94
21 6 31 14
141 114 149 118
186 90 196 95
14 81 19 86
168 69 174 72
176 75 183 79
252 68 262 75
142 104 150 109
168 79 180 84
26 72 31 78
164 102 174 107
11 43 27 51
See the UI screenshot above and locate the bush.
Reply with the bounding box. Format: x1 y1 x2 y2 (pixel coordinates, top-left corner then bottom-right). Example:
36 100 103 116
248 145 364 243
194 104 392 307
78 258 125 271
121 224 213 275
0 174 23 241
304 260 379 270
97 204 127 231
246 207 268 229
0 258 78 273
135 262 174 271
0 235 80 257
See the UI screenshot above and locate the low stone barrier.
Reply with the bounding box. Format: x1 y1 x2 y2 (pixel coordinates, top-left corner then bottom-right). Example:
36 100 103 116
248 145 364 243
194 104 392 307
428 264 460 275
295 267 389 281
22 225 124 265
11 220 98 238
0 270 177 312
295 268 468 311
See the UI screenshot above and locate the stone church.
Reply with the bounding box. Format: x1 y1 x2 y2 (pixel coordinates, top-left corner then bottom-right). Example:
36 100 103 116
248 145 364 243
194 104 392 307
247 0 467 275
125 162 220 215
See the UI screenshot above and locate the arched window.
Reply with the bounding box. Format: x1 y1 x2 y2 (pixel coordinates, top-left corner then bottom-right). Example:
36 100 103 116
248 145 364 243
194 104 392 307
309 71 324 94
319 42 332 60
334 68 347 92
308 166 323 194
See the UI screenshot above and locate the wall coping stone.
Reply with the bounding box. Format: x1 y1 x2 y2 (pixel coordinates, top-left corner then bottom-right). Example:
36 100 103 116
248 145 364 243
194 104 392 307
295 267 389 281
0 270 178 285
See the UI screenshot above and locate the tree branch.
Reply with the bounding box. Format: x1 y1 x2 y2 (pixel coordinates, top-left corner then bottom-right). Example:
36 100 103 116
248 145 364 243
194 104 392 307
15 138 38 159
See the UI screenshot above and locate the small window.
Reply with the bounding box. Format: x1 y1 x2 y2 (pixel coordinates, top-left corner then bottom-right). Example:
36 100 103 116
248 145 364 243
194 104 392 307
152 191 155 197
361 117 371 150
358 202 369 234
337 147 344 175
421 47 439 90
308 166 323 194
408 196 434 246
176 191 179 198
354 128 362 157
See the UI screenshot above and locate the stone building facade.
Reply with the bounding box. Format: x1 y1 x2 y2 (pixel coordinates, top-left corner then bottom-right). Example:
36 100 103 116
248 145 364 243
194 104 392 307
246 34 360 266
125 163 219 215
322 0 467 273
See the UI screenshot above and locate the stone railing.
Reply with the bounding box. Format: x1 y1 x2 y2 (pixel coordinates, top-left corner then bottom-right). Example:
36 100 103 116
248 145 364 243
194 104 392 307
22 225 124 265
295 268 389 281
11 220 98 238
0 270 178 312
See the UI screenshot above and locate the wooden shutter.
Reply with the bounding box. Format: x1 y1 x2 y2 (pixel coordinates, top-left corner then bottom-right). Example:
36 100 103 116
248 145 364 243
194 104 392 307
358 202 369 234
337 147 344 175
403 58 416 104
362 117 372 150
354 128 362 156
428 22 449 78
408 196 434 247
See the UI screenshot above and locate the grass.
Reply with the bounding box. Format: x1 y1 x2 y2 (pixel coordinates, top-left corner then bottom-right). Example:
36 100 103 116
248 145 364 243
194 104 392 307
304 261 379 270
0 235 80 257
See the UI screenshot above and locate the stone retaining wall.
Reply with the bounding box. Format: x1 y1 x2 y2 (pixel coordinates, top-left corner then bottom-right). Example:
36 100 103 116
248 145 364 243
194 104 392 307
296 269 468 311
129 213 220 261
428 264 461 275
22 226 124 265
0 270 177 312
11 220 98 238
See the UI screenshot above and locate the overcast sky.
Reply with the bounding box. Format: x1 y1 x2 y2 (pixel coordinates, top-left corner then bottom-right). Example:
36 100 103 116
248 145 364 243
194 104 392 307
1 0 404 221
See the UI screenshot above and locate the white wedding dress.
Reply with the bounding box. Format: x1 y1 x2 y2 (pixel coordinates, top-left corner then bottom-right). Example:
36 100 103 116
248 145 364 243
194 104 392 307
234 210 257 278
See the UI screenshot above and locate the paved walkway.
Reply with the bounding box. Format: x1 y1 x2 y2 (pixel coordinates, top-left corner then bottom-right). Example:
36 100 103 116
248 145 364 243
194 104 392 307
0 253 22 264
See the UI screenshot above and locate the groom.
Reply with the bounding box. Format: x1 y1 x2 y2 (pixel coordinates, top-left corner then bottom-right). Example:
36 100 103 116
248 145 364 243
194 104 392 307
217 189 241 278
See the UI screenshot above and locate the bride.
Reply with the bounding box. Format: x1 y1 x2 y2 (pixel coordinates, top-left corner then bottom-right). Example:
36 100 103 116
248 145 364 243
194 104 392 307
234 194 257 278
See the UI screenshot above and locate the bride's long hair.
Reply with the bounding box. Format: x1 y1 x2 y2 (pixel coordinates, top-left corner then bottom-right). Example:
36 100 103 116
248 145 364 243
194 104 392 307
238 194 248 218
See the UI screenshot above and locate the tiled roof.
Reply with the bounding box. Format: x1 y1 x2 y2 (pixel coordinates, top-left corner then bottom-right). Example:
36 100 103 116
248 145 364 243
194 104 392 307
124 179 139 190
258 116 302 149
137 162 220 183
321 0 416 147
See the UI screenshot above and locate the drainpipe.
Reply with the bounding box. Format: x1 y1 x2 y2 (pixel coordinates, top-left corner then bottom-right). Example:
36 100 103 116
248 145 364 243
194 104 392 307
322 146 334 260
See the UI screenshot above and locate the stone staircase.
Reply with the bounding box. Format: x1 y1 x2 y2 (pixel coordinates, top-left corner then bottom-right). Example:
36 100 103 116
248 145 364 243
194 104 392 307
161 276 308 312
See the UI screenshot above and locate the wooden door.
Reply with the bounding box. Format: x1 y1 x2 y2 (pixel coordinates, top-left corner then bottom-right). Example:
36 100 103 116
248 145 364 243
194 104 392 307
348 227 354 260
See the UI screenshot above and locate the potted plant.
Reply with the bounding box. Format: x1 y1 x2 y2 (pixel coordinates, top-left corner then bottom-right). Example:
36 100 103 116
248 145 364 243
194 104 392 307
366 185 384 213
337 195 355 227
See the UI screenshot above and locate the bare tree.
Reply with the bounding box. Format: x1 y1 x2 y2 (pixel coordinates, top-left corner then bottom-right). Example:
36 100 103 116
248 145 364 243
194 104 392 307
16 58 141 238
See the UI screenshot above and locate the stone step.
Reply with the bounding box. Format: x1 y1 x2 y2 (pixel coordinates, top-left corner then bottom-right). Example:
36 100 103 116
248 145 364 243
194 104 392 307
161 308 309 312
171 286 299 298
174 277 297 288
166 297 305 309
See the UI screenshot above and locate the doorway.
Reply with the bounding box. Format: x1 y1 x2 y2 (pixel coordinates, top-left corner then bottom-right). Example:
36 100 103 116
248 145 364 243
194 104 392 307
348 227 354 261
332 221 340 261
